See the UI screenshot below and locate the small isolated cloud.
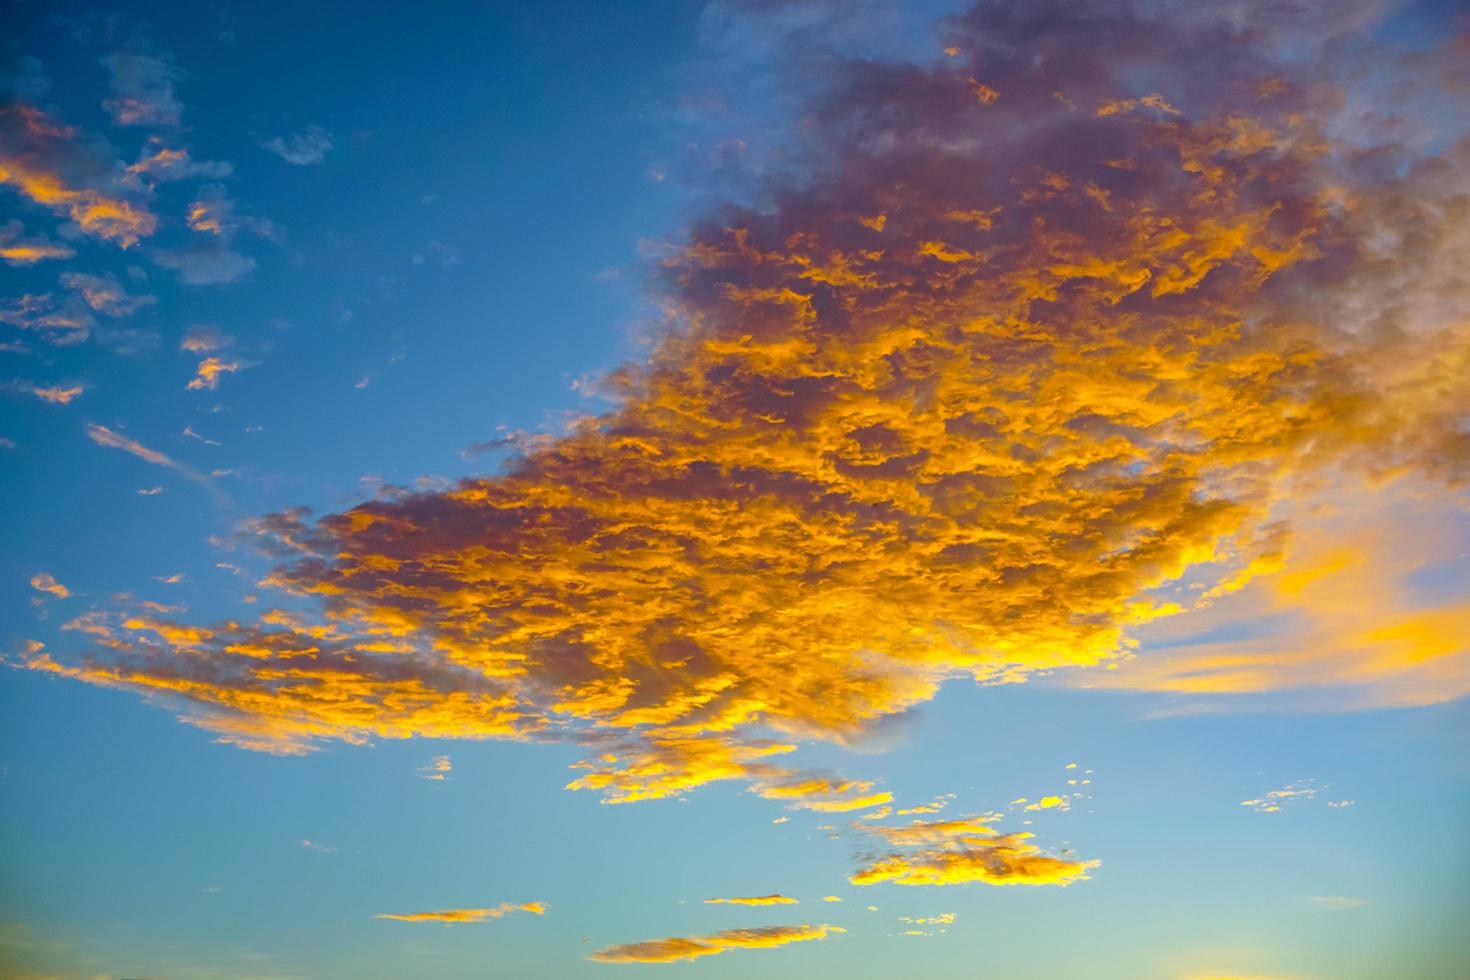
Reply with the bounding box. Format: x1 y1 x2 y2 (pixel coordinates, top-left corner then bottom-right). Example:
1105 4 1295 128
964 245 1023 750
1311 895 1368 910
821 896 842 902
186 184 275 238
153 238 256 284
12 381 84 404
29 572 70 598
0 219 74 265
375 902 545 924
100 37 183 127
187 356 248 390
180 325 233 352
182 425 220 446
705 895 798 906
590 924 844 964
262 125 334 165
299 839 337 854
61 271 156 316
137 485 166 495
415 755 452 781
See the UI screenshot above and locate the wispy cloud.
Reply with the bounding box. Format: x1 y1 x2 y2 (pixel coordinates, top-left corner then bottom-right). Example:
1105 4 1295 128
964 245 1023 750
85 423 226 504
100 36 183 128
262 125 334 165
590 923 843 963
0 218 73 265
374 902 545 924
704 895 797 906
415 755 452 781
12 381 84 404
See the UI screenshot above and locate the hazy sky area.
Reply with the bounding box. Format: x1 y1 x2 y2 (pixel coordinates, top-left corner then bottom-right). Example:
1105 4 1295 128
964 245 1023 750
2 1 1468 978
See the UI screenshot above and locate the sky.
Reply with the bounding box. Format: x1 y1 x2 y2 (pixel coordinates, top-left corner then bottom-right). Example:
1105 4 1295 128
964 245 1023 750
1 1 1468 978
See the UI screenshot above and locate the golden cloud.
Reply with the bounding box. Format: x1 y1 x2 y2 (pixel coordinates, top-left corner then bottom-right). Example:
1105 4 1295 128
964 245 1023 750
589 923 844 964
705 895 797 906
0 103 156 247
29 572 70 599
851 815 1096 888
25 2 1470 836
374 901 545 924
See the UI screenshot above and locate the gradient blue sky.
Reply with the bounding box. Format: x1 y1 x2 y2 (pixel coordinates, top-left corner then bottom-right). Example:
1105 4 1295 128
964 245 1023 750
3 2 1468 978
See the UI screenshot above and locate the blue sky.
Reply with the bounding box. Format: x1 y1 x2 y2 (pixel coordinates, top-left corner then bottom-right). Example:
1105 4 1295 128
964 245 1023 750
3 2 1469 978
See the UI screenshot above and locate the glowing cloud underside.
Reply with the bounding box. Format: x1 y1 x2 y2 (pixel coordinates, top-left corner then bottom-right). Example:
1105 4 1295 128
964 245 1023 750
25 3 1470 817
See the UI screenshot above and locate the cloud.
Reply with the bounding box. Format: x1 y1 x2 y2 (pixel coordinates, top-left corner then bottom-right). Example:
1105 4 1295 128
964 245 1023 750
29 572 70 599
153 238 256 284
415 755 452 780
60 271 155 316
262 125 334 165
1240 782 1318 814
0 293 94 345
12 381 84 404
100 37 183 127
0 218 74 264
186 355 248 390
180 325 233 352
1310 895 1367 910
850 815 1096 888
0 103 157 247
374 902 545 924
128 142 232 182
85 423 226 503
1070 488 1470 709
705 894 798 906
24 0 1470 833
589 923 844 963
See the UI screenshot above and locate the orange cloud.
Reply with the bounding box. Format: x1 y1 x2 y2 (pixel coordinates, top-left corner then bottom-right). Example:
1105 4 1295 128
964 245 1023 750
0 104 156 247
851 815 1096 888
705 895 797 906
0 219 73 265
17 383 84 404
25 2 1470 841
589 923 844 964
186 356 247 390
374 902 545 924
29 572 70 599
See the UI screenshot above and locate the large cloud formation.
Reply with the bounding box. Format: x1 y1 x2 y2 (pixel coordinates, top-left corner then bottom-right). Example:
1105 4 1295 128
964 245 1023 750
25 1 1470 821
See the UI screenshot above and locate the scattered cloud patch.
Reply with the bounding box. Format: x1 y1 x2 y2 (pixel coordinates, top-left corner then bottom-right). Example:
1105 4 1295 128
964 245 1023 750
415 755 452 781
262 125 334 165
375 902 545 924
29 572 70 599
590 924 843 964
705 895 797 906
